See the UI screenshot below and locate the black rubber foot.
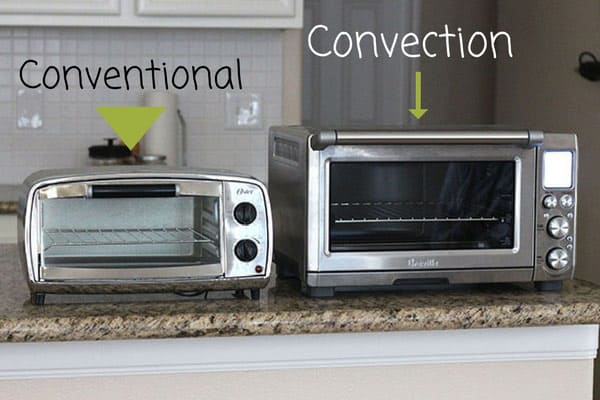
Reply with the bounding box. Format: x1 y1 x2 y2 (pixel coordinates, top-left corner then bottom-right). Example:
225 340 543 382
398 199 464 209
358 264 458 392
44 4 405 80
535 281 563 291
304 286 335 298
250 289 260 300
31 293 46 305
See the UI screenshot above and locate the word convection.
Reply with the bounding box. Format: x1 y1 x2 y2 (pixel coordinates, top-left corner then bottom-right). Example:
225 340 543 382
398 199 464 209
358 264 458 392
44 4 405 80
308 24 513 59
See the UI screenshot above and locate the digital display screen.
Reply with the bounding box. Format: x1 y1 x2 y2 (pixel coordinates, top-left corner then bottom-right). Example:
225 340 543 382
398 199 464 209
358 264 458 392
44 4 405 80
543 151 573 189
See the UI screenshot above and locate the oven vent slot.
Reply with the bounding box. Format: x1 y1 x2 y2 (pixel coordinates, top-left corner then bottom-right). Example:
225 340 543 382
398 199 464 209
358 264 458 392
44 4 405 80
273 137 300 163
90 184 177 198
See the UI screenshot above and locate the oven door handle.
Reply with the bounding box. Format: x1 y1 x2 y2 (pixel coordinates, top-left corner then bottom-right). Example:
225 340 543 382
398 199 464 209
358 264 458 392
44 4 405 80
89 184 179 198
310 130 544 150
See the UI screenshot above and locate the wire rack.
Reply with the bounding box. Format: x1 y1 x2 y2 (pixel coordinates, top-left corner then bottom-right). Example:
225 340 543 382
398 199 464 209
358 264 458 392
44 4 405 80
330 201 500 224
43 228 214 251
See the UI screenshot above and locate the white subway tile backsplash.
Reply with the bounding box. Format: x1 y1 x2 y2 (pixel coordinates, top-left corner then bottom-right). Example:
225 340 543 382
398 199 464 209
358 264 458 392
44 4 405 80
30 39 44 54
0 27 283 184
61 39 77 54
45 39 60 54
0 39 12 52
13 39 27 54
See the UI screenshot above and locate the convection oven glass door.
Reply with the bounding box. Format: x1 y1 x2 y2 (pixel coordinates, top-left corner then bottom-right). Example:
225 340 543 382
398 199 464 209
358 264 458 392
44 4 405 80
34 180 223 280
329 161 515 252
312 145 536 272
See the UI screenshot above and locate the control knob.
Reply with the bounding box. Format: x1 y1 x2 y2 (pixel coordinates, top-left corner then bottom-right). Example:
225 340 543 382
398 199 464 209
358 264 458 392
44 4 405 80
235 240 258 262
234 203 257 225
543 195 558 209
547 216 569 239
560 194 574 209
546 248 569 270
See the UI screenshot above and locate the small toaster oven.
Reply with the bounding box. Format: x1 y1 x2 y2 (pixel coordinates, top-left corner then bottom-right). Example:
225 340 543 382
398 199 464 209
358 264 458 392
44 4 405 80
269 127 578 297
18 168 272 304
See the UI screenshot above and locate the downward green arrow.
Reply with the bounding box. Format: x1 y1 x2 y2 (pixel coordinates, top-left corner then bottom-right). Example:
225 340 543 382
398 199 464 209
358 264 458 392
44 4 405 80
409 71 428 120
97 106 165 150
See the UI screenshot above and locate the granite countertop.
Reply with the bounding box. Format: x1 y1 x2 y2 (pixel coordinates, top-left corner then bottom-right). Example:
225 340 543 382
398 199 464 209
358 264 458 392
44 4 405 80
2 244 600 342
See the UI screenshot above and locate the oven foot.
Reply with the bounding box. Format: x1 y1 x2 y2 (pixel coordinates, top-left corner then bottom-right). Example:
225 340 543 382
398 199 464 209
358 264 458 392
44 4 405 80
534 281 563 291
304 286 335 298
250 289 260 300
31 293 46 305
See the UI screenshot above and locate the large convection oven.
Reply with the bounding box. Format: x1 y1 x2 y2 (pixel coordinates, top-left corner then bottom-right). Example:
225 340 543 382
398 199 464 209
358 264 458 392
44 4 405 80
269 127 577 297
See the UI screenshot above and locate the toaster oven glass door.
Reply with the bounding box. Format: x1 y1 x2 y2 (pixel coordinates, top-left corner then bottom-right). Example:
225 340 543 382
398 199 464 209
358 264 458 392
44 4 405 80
312 142 536 272
37 182 223 280
329 161 515 252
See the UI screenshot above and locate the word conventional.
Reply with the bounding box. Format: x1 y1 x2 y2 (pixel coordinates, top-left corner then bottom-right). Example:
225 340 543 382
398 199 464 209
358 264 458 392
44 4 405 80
19 58 243 91
308 24 513 59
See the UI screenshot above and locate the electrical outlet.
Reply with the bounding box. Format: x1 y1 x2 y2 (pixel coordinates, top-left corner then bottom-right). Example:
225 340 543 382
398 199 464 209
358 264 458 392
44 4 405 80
16 87 44 130
225 92 263 130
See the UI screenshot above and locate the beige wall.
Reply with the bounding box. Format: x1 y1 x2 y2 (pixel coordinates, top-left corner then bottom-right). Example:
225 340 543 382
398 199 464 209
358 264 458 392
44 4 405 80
0 360 592 400
420 0 497 125
495 0 600 285
495 4 600 396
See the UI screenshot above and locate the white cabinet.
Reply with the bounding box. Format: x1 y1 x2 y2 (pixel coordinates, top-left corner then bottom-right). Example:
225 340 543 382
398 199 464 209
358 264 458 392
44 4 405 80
0 0 302 28
0 0 120 15
137 0 297 17
0 326 597 400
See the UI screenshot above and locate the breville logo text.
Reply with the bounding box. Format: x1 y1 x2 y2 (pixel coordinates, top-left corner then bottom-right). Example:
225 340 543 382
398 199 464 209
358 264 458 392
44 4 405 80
408 258 439 268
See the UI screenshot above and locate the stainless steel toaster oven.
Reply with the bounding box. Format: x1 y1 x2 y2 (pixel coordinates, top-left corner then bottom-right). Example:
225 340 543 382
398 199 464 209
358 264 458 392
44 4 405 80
18 168 272 304
269 126 578 297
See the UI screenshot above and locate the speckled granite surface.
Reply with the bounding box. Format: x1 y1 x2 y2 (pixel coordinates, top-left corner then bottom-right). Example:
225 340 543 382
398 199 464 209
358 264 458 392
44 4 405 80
1 244 600 342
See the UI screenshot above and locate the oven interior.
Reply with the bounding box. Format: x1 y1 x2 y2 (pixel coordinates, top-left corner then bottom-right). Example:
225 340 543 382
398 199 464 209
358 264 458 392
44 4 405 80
329 161 516 252
38 194 221 270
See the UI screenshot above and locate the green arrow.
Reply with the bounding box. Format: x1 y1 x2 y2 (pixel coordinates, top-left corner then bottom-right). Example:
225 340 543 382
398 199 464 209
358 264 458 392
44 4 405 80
409 71 428 120
96 106 165 150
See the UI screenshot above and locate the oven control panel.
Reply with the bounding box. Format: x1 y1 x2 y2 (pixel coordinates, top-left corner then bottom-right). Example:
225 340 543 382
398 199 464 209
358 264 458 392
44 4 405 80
534 134 577 281
541 191 575 270
222 181 271 278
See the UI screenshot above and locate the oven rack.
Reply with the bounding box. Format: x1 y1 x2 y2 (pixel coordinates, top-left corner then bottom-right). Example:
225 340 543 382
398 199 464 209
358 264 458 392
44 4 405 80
331 201 447 206
331 202 501 224
42 227 214 250
334 216 500 224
